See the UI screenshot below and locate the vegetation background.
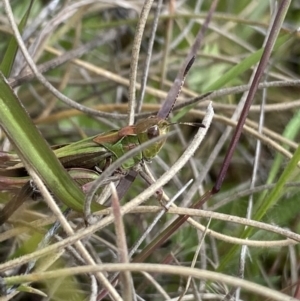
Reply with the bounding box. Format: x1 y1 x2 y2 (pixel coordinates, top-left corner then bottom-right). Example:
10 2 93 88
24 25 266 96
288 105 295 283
0 0 300 300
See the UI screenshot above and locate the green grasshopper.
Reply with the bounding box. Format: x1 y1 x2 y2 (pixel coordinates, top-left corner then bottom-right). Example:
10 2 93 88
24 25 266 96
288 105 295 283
0 116 172 206
1 116 169 173
0 17 209 225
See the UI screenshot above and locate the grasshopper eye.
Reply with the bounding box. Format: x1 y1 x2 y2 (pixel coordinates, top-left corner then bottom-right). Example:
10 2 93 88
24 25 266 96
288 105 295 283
147 125 160 139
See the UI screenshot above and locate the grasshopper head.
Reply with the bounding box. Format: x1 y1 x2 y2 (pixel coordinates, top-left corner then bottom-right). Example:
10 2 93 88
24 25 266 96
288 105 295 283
135 116 169 161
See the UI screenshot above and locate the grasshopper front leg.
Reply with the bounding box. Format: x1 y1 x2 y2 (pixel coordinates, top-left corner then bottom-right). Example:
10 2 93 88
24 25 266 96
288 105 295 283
138 162 168 210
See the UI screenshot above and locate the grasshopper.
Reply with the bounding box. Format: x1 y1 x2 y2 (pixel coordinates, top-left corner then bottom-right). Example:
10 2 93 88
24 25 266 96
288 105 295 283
0 115 175 203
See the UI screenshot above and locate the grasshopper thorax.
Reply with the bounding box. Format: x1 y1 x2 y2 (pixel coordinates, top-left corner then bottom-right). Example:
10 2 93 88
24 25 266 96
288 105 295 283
135 116 169 161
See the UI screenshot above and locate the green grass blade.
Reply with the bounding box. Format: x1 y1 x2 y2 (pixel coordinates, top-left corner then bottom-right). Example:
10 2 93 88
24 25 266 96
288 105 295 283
172 33 292 122
0 0 34 76
0 72 104 212
253 144 300 221
204 33 291 93
257 109 300 202
218 143 300 271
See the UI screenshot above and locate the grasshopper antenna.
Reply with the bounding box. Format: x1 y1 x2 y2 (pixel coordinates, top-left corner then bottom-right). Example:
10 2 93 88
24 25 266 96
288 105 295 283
168 121 206 129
